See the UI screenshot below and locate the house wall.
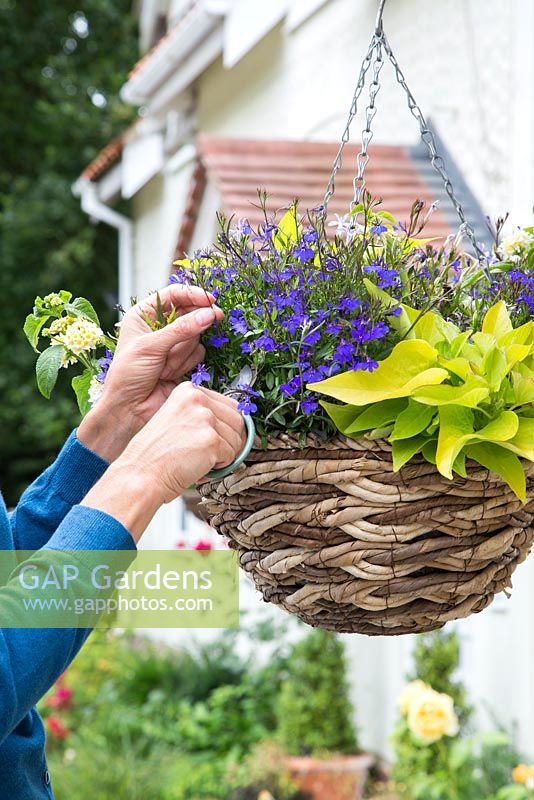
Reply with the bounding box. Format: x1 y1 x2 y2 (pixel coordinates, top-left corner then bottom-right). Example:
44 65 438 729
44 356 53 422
128 0 534 760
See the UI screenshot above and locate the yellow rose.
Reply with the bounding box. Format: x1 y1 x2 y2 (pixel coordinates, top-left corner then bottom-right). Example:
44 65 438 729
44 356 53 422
512 764 534 785
407 688 459 744
399 680 430 715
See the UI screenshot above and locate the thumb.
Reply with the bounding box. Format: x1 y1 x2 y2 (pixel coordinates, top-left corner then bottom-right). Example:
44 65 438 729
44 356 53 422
151 306 221 347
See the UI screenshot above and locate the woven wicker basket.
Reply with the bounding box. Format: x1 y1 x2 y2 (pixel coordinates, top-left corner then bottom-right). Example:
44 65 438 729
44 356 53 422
199 434 534 635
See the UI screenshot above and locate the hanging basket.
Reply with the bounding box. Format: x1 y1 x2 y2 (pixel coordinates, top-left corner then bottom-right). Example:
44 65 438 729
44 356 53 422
199 436 534 635
195 0 534 635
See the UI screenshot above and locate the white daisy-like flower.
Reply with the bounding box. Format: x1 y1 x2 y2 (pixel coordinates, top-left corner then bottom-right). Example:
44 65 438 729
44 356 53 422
328 213 352 236
88 377 105 407
58 319 103 355
500 228 534 261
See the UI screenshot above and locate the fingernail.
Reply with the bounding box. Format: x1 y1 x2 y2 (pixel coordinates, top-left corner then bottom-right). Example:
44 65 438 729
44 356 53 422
195 307 216 326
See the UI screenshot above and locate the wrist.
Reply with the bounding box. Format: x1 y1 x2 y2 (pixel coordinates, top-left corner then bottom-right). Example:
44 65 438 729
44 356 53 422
81 459 163 544
77 399 139 463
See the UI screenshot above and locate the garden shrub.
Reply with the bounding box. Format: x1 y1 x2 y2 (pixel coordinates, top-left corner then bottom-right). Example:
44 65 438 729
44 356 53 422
277 628 358 755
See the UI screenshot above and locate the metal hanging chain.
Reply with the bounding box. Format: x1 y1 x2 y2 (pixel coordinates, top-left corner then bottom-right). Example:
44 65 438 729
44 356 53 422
352 40 385 207
322 34 378 212
323 0 485 261
322 0 386 212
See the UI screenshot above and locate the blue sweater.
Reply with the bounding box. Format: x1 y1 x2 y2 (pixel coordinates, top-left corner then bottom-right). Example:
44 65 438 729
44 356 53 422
0 432 136 799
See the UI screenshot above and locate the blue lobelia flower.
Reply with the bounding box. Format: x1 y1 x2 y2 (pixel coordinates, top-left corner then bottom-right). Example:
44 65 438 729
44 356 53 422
370 223 388 235
192 363 211 385
229 309 249 335
255 332 277 352
301 395 319 414
238 397 258 415
210 333 230 348
295 245 315 263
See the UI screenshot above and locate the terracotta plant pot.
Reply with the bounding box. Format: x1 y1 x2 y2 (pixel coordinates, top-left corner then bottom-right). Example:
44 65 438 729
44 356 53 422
285 754 374 800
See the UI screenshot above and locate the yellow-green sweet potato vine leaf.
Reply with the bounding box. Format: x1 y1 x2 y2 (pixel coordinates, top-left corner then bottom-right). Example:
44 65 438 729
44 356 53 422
465 442 526 503
436 408 519 480
412 375 490 408
310 302 534 501
274 206 300 250
309 340 448 406
390 399 435 441
482 300 513 340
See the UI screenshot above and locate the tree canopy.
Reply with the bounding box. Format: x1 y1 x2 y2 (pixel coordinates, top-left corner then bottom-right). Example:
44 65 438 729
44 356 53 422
0 1 137 504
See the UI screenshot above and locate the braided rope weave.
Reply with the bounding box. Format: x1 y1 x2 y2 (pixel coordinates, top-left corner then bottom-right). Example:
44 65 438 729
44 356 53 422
199 435 534 635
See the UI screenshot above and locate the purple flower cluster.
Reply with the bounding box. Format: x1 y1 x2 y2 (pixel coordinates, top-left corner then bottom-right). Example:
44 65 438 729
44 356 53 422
169 209 395 432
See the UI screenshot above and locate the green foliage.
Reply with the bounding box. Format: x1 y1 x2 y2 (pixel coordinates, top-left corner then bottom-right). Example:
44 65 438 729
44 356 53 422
39 628 301 799
314 302 534 500
0 1 137 504
277 629 358 755
392 630 520 800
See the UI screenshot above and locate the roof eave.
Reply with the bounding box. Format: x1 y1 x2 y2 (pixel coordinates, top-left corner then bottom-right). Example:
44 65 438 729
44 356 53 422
121 3 221 105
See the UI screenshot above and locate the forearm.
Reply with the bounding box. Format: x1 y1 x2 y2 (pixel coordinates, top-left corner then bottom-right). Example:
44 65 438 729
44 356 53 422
80 461 162 544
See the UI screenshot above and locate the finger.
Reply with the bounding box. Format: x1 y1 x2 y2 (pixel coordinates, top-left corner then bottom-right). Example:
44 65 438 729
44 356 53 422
147 306 223 351
214 416 246 458
211 425 244 469
196 388 245 432
161 338 203 379
138 285 217 315
164 344 206 382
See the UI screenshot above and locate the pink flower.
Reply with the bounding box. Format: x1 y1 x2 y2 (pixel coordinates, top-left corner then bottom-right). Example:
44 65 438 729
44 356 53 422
46 715 69 741
174 540 186 549
46 686 72 710
194 540 213 551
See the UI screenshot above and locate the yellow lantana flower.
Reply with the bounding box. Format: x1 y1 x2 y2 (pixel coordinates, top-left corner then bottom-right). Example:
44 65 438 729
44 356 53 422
58 319 103 356
407 687 459 744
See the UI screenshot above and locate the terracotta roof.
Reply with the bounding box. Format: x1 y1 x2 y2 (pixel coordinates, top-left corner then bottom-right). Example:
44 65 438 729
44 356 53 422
127 0 202 81
174 135 452 258
81 134 125 181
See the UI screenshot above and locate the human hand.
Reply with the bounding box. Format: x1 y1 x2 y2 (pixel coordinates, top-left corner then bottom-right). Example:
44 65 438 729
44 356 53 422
78 285 223 461
117 382 246 504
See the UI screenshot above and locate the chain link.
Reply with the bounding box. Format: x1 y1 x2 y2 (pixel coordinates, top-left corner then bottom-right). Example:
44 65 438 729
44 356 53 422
322 34 377 212
322 0 485 263
353 39 385 207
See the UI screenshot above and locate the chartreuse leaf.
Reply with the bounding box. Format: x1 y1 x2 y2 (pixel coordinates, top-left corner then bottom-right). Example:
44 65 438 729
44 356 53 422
441 356 471 381
72 369 93 416
499 320 534 347
436 406 474 479
412 312 460 346
309 340 448 406
452 451 467 478
319 400 362 433
390 399 435 441
24 313 49 352
36 345 63 399
497 417 534 461
472 332 496 358
344 398 408 435
436 408 519 479
480 346 507 391
450 331 472 357
363 279 416 338
512 370 534 405
392 434 427 470
465 442 526 502
274 206 299 250
482 301 513 339
412 375 489 408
